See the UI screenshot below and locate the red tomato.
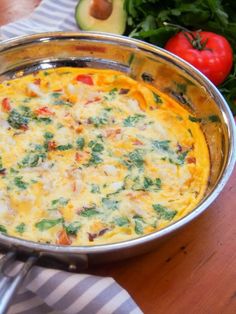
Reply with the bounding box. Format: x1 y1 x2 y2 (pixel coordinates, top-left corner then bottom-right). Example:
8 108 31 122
164 31 233 86
34 106 54 116
47 141 57 151
1 98 11 112
57 229 71 245
76 74 94 85
20 124 29 131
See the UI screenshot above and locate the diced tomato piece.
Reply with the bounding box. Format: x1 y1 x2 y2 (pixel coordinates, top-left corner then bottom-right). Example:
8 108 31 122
76 74 94 85
33 78 41 85
187 157 196 164
105 128 121 138
133 139 143 146
72 182 77 192
75 125 83 133
2 98 11 112
34 106 54 116
20 124 29 131
57 229 71 245
85 97 101 105
47 141 57 151
75 152 82 162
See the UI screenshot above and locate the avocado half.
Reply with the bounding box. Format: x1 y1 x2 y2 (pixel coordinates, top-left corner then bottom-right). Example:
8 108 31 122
75 0 127 35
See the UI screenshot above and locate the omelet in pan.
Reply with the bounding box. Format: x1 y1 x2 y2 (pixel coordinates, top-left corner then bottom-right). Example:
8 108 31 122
0 68 210 245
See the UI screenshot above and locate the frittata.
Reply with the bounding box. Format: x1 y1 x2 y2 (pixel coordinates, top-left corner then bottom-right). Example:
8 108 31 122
0 67 210 245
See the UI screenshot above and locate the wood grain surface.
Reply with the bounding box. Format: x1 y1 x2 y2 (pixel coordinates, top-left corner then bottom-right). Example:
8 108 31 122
0 1 235 313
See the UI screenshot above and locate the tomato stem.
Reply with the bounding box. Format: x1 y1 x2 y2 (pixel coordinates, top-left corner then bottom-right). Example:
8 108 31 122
163 22 209 51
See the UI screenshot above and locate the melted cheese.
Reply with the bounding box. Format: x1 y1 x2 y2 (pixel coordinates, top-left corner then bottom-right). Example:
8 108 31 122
0 68 210 245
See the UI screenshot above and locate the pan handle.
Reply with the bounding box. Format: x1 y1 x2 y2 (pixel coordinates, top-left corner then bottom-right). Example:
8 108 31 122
0 252 38 314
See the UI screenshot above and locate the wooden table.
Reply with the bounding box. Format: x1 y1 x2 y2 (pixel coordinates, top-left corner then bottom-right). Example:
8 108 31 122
1 1 236 313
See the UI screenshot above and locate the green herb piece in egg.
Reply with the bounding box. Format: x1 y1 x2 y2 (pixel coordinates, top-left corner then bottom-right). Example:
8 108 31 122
152 204 177 221
0 225 7 234
76 137 85 150
15 223 26 234
123 114 145 127
64 221 81 235
35 218 64 231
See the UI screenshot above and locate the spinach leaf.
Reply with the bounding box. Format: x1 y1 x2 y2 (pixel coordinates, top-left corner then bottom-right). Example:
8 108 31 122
51 197 69 208
51 92 62 99
90 184 101 194
15 223 26 234
64 221 81 235
88 141 104 153
114 216 130 226
0 156 3 170
80 207 99 217
7 110 29 129
18 153 46 168
104 88 118 101
44 131 54 140
123 114 145 127
153 140 171 152
88 113 109 127
152 204 177 221
87 153 103 166
132 176 161 191
35 218 63 231
14 177 28 190
35 117 52 124
57 144 73 151
102 197 119 210
0 225 7 234
124 149 145 169
76 137 85 150
175 150 189 165
153 92 163 104
133 215 144 235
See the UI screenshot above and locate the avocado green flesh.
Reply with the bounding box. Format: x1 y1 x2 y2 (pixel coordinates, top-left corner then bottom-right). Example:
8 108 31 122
75 0 126 35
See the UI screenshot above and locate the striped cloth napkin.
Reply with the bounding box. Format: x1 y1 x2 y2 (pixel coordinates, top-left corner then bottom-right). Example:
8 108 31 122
0 1 143 313
0 0 79 39
5 261 142 314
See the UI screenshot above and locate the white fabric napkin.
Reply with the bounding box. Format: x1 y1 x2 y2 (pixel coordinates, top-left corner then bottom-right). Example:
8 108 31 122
0 1 143 313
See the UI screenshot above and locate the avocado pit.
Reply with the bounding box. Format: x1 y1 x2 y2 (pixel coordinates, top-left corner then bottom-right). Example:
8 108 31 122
89 0 113 20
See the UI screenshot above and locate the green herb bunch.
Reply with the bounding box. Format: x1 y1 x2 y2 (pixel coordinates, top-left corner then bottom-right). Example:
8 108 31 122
124 0 236 115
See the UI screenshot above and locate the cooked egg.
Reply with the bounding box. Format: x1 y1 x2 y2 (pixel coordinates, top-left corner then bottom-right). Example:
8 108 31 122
0 67 210 245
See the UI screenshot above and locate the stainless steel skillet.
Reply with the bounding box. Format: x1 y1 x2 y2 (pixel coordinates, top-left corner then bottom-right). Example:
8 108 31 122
0 32 235 313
